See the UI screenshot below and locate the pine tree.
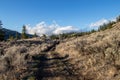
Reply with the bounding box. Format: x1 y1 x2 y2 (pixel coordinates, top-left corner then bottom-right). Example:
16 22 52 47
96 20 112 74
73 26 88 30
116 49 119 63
0 21 2 29
0 21 5 41
116 15 120 22
15 32 19 39
21 25 28 39
42 34 46 38
33 33 37 37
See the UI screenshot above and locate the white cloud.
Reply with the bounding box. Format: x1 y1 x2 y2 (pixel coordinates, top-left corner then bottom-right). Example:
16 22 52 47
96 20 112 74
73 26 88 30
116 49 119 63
26 21 79 36
89 19 109 29
53 26 79 34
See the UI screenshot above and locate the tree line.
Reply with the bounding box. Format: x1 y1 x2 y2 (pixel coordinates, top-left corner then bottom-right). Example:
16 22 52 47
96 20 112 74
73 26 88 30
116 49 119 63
0 15 120 41
0 21 33 41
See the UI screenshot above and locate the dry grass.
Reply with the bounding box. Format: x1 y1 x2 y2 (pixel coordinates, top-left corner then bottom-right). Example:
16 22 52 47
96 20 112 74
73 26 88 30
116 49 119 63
55 22 120 80
0 22 120 80
0 39 58 80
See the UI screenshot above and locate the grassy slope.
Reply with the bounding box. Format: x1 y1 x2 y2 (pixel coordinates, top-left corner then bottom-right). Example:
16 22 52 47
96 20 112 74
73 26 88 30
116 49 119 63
55 22 120 80
0 22 120 80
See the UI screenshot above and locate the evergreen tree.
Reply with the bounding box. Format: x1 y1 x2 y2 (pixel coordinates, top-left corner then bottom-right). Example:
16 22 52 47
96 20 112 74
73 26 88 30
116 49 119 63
98 21 115 31
90 29 96 33
15 32 19 39
116 15 120 22
42 34 47 39
0 21 2 29
21 25 28 39
0 21 5 41
50 34 59 40
33 33 38 37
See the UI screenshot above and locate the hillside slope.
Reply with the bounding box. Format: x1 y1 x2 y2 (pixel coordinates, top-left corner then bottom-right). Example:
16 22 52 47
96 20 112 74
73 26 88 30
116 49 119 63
0 22 120 80
55 22 120 80
2 28 33 40
2 28 21 39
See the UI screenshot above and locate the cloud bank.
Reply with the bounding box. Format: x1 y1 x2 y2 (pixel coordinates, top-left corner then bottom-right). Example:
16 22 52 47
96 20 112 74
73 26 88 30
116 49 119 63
26 18 115 36
26 21 79 36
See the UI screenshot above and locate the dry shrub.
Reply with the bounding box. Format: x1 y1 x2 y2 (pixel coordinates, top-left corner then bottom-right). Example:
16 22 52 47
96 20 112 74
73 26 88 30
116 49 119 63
55 22 120 80
0 22 120 80
4 45 28 67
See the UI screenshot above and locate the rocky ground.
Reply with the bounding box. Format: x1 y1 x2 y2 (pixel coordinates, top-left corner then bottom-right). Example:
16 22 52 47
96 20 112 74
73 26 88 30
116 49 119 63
0 22 120 80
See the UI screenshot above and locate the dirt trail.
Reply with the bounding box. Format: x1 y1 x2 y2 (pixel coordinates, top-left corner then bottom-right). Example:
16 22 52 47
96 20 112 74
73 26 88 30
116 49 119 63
28 41 79 80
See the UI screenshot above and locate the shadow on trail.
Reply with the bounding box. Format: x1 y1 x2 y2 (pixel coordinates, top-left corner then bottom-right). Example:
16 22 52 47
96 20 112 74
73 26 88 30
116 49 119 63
32 53 77 80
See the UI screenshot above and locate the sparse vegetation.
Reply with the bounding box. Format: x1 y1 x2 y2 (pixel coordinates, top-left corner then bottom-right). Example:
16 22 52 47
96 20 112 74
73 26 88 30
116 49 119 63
98 21 115 31
21 25 28 39
0 16 120 80
33 33 38 38
50 34 59 40
8 35 15 41
116 15 120 22
55 22 120 80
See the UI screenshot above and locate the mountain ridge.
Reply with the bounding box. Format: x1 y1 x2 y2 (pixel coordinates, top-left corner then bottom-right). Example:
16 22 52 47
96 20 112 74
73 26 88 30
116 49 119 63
1 28 33 40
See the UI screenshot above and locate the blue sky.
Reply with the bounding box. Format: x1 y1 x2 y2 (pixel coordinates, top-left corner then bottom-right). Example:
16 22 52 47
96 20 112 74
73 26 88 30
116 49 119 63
0 0 120 35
